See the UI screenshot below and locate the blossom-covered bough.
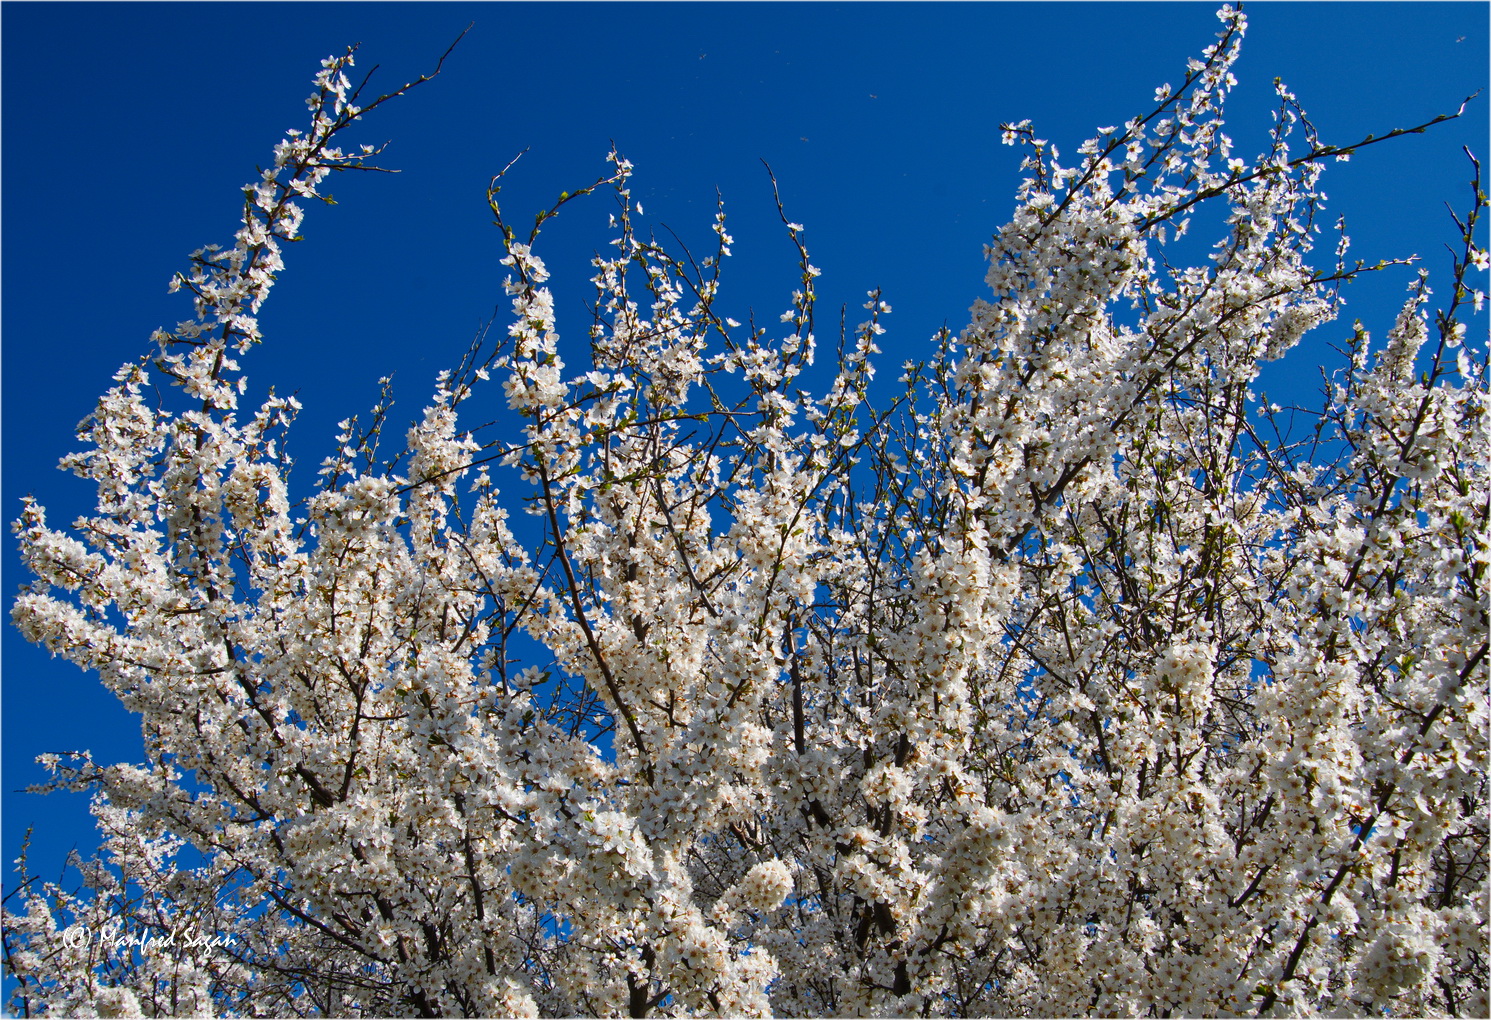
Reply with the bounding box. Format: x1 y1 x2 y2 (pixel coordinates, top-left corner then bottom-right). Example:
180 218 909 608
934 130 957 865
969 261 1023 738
4 7 1486 1016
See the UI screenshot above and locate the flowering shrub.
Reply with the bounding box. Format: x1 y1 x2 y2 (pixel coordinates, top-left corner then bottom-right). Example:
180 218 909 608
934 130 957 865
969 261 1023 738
4 8 1487 1017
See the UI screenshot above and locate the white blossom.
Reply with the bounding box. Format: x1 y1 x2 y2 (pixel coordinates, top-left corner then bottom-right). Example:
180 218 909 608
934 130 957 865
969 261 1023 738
5 10 1488 1018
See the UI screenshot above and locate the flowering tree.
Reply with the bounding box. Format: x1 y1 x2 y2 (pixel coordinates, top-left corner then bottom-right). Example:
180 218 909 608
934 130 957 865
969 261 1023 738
4 7 1487 1017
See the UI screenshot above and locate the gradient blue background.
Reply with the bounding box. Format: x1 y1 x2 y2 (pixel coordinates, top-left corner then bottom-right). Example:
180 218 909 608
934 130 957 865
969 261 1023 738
4 1 1487 915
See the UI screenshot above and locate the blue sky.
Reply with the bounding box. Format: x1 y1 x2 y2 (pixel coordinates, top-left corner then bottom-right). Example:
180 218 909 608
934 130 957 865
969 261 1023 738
3 2 1487 901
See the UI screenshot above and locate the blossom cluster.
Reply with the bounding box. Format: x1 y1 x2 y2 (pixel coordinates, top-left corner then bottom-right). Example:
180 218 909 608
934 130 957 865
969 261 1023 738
4 8 1486 1017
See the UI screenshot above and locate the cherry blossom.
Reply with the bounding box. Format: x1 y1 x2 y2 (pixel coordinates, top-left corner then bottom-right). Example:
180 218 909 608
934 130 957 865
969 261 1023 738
4 8 1486 1017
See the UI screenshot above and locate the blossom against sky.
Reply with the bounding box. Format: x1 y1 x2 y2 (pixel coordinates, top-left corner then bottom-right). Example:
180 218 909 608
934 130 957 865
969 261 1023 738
2 0 1486 896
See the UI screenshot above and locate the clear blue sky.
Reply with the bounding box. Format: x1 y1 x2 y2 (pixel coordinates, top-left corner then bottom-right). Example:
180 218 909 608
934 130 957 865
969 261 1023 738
4 2 1487 901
